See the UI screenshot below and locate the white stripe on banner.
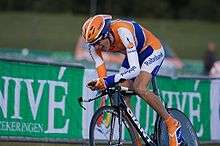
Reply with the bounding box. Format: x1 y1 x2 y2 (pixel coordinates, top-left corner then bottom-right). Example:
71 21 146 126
211 79 220 140
82 69 98 139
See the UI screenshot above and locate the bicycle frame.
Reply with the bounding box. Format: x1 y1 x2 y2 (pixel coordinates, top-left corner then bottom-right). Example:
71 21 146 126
78 77 161 146
80 77 198 146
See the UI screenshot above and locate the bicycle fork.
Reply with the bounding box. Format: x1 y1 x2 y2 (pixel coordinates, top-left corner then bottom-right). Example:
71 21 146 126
108 107 123 146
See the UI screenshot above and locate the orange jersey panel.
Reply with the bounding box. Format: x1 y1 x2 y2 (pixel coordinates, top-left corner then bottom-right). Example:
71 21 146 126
109 19 161 52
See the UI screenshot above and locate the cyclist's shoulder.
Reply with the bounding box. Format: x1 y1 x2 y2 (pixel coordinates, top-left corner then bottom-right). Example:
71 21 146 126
110 18 149 32
111 19 134 29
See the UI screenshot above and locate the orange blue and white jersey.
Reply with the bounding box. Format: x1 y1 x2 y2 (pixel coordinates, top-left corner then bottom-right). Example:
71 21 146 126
88 18 165 87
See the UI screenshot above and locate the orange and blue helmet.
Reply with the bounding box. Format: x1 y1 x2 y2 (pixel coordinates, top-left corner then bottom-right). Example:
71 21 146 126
82 15 112 44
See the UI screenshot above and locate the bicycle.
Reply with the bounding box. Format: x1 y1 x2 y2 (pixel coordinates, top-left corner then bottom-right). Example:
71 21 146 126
78 77 199 146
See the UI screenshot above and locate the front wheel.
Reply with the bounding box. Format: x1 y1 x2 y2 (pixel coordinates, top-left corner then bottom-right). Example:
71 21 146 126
156 108 199 146
89 106 140 146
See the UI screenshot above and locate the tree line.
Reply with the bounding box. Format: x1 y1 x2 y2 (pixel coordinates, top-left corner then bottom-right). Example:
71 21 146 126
0 0 220 21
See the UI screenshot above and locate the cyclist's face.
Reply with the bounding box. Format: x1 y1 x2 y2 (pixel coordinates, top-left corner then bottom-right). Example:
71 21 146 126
93 38 110 51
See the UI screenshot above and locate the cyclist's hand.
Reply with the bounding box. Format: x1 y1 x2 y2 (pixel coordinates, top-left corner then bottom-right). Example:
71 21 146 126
87 78 106 91
87 80 97 91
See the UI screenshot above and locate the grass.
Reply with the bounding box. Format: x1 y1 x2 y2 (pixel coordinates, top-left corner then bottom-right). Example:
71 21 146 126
0 12 84 51
0 12 220 59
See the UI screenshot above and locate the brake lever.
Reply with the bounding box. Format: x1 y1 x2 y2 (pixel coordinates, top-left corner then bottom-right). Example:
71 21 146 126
78 97 86 110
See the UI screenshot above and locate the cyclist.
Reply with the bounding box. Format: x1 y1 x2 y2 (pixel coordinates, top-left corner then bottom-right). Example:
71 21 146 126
82 14 184 146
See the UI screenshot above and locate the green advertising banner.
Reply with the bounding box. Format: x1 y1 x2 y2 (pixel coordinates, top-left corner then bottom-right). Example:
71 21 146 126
0 59 84 140
0 60 213 143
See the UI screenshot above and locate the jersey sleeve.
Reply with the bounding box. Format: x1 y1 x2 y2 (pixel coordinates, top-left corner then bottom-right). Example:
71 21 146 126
89 45 107 77
105 27 140 87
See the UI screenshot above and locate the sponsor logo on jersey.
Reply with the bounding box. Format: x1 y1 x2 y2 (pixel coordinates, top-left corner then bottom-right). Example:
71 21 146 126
127 49 136 54
144 52 163 66
121 66 137 77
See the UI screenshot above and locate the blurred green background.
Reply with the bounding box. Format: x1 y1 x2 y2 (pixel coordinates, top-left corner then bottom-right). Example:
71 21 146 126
0 0 220 59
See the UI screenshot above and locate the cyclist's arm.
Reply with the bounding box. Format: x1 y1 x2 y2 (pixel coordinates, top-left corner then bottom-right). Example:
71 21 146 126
89 45 107 77
105 27 140 87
